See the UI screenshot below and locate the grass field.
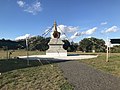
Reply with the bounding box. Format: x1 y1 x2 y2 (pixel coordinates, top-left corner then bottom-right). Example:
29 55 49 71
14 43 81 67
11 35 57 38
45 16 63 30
0 50 45 59
0 50 120 89
80 53 120 77
0 50 73 90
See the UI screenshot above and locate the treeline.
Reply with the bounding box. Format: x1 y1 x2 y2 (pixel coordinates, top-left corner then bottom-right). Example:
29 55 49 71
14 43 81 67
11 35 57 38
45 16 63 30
0 39 19 50
0 36 120 53
111 45 120 53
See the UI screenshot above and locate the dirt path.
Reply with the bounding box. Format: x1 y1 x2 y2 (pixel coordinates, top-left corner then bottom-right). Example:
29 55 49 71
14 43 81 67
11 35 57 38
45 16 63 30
58 60 120 90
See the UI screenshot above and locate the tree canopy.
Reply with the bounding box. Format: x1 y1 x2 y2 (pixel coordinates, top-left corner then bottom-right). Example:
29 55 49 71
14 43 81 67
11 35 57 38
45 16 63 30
28 36 50 51
79 37 106 52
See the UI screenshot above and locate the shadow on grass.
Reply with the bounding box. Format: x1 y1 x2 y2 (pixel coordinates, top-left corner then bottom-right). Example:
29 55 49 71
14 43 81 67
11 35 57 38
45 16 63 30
67 54 80 56
0 58 70 73
67 53 97 56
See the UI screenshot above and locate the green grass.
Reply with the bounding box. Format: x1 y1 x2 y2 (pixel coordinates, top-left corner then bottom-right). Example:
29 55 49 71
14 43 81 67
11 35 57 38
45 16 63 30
0 59 73 90
1 50 120 89
80 53 120 77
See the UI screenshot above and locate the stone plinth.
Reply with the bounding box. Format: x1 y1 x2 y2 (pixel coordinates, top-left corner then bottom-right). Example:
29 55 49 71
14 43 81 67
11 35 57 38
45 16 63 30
46 38 67 56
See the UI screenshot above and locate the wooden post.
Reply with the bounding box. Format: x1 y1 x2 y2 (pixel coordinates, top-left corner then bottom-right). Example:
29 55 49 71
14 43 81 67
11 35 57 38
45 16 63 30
106 37 109 62
6 46 9 59
26 37 29 65
106 45 109 62
6 49 8 59
109 47 111 58
109 39 111 58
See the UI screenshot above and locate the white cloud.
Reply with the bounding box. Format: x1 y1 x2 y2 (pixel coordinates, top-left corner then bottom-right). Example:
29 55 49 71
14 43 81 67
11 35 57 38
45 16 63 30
17 0 25 7
24 1 42 15
70 32 80 40
70 27 97 40
57 25 79 34
15 34 31 40
105 26 118 33
17 0 42 15
59 25 79 40
84 27 97 35
87 36 92 38
102 26 119 33
60 34 68 40
101 22 107 25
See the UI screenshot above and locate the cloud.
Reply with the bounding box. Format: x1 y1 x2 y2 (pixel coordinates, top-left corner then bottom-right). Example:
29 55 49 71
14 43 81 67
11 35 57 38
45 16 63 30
47 25 79 40
101 22 107 25
58 25 79 40
87 36 92 38
60 34 68 40
84 27 97 35
102 26 119 33
24 1 42 15
17 0 42 15
70 27 97 40
70 32 80 40
17 0 25 7
57 25 79 34
15 34 31 40
44 24 97 40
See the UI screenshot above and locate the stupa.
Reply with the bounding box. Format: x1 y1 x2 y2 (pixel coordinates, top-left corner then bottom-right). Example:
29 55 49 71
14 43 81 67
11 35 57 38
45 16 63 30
46 21 67 56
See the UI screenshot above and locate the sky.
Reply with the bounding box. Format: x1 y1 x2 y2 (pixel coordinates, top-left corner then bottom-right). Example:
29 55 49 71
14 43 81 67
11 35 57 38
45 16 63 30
0 0 120 42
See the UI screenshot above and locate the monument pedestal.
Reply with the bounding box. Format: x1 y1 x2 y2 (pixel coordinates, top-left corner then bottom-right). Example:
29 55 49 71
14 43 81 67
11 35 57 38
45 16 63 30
46 38 67 56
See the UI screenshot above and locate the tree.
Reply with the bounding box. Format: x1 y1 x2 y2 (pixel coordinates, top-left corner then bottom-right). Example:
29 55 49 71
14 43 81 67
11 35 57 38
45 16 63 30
29 36 50 51
69 41 78 52
79 38 92 52
16 39 26 49
0 39 19 50
0 36 50 51
79 37 106 52
111 45 120 53
62 40 78 52
62 40 70 50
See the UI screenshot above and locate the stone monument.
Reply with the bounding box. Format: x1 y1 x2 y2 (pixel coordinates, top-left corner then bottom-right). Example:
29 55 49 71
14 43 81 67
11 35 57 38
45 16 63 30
46 21 67 56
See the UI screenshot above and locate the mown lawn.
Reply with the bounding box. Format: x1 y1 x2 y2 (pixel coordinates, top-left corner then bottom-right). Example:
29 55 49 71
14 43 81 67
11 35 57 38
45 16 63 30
80 53 120 77
0 59 73 90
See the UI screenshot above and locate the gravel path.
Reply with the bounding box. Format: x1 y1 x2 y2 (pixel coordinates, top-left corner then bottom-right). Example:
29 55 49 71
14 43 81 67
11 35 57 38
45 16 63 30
58 60 120 90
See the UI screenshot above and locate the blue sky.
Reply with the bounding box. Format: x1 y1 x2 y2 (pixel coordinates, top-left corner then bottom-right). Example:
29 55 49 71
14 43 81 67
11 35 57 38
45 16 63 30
0 0 120 42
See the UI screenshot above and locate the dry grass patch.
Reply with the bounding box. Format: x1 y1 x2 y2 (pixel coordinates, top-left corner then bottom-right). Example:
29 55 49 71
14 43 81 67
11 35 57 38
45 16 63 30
0 50 45 59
